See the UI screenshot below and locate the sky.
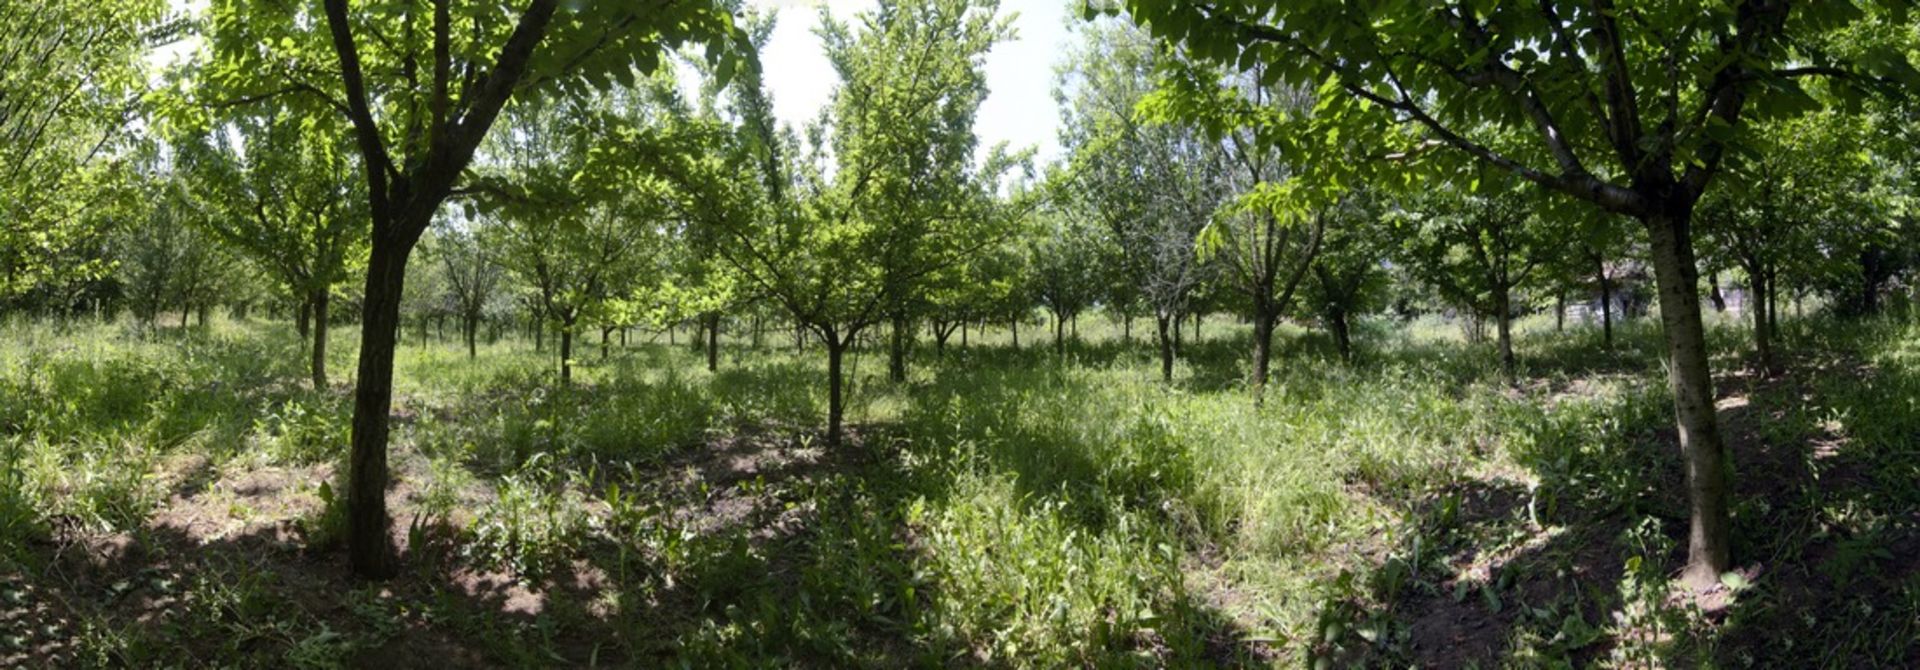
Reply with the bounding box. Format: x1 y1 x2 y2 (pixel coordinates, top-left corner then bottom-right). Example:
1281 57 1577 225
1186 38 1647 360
750 0 1074 163
153 0 1076 162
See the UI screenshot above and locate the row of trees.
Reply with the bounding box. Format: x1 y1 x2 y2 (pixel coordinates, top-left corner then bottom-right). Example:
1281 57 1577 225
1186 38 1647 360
7 0 1917 590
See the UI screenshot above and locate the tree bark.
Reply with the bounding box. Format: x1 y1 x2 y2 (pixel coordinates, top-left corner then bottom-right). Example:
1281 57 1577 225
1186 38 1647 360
1645 212 1731 589
1708 272 1727 312
465 316 477 359
346 242 409 579
1555 289 1566 333
559 323 573 384
887 313 908 383
311 288 330 390
297 296 312 340
1010 318 1019 350
1054 312 1066 355
1331 308 1353 363
1251 306 1275 404
705 313 719 373
1595 256 1615 347
826 336 847 446
1749 270 1775 376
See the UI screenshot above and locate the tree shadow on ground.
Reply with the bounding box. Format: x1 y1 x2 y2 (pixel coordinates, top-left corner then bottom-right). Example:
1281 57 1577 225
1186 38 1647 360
1320 317 1920 668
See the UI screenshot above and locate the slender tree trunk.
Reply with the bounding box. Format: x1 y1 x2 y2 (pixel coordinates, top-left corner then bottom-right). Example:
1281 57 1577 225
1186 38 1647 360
1596 257 1615 347
346 241 409 579
1766 271 1780 338
1122 313 1132 343
1750 270 1775 376
1251 305 1276 404
1010 318 1019 350
559 323 573 385
534 315 544 352
1645 212 1731 589
1054 312 1065 355
1555 290 1566 333
1331 308 1353 363
601 325 611 360
297 297 312 340
888 313 908 383
465 315 477 359
706 314 719 373
311 289 330 390
1709 272 1727 312
826 337 847 446
960 322 967 348
1495 288 1516 384
1192 312 1201 343
1156 314 1174 383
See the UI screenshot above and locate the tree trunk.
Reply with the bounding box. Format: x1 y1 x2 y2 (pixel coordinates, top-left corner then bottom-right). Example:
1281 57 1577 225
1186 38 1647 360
465 316 478 359
534 315 544 352
1596 257 1615 347
1054 312 1066 355
1156 314 1174 383
1495 288 1516 384
826 337 847 447
559 323 574 384
706 314 719 372
1251 306 1276 404
1709 272 1727 312
1122 313 1131 343
311 289 330 390
346 242 409 579
887 313 908 383
297 296 312 340
1555 290 1566 333
1644 212 1731 589
1750 270 1775 376
1010 318 1019 350
1331 308 1353 363
601 325 612 360
1192 312 1201 343
960 322 967 348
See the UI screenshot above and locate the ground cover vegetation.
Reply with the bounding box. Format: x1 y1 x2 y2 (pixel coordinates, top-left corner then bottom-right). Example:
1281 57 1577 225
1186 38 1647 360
5 0 1920 666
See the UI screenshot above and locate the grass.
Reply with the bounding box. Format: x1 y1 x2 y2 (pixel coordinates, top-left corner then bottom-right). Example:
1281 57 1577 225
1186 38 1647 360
3 308 1918 667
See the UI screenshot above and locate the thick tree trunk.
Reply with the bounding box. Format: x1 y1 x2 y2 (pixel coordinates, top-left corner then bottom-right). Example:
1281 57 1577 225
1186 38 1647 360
1156 315 1174 383
1645 212 1731 589
346 242 410 579
311 289 330 390
826 338 847 446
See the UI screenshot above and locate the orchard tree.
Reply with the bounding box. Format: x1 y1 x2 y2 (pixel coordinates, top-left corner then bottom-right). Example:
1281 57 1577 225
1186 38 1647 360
1396 171 1548 383
177 105 366 389
1027 209 1104 355
1 1 169 300
201 0 746 577
1701 111 1883 374
1113 0 1917 588
1057 18 1226 382
435 221 504 359
1303 190 1391 363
